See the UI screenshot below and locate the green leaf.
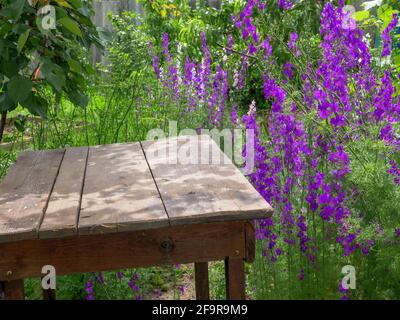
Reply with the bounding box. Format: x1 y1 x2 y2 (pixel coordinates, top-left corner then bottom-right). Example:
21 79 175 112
41 59 66 92
14 117 26 133
0 93 16 112
68 0 83 9
0 60 19 78
354 11 370 22
7 76 33 104
58 17 82 37
54 0 73 9
0 0 26 22
66 90 89 107
97 27 112 44
12 23 30 34
21 95 48 118
17 28 31 54
67 59 83 73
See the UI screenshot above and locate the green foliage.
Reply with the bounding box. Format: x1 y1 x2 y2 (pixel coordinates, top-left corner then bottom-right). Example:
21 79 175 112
0 0 108 119
106 11 152 83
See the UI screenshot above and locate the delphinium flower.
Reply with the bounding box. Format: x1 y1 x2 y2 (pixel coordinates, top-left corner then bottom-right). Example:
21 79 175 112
338 281 349 300
208 67 222 126
388 160 400 185
288 32 300 57
183 58 199 111
178 285 186 296
153 55 160 79
374 71 396 122
361 239 374 255
215 68 229 127
298 268 305 281
162 33 171 64
230 104 239 126
283 62 294 82
117 271 124 280
297 213 311 255
395 228 400 238
199 31 212 101
227 34 233 54
96 272 104 285
381 14 399 57
237 51 247 90
160 33 182 101
233 0 259 44
184 56 192 86
129 272 142 300
261 38 272 61
278 0 294 10
86 280 94 300
242 101 280 262
373 71 400 184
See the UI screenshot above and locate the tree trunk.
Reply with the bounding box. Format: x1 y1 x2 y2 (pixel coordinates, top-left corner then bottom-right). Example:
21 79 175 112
0 111 7 143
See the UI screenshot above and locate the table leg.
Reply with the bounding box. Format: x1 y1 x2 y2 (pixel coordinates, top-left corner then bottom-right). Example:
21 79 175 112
42 288 56 300
194 262 210 300
41 276 56 300
225 257 245 300
0 279 25 300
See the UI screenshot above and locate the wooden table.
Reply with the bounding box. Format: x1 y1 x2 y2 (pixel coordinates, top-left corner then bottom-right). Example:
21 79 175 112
0 135 272 300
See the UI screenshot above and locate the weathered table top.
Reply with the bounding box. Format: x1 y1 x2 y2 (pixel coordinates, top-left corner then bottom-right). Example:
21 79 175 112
0 135 272 244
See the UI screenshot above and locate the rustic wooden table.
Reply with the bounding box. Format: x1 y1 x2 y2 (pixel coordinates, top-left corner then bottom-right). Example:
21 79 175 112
0 135 272 300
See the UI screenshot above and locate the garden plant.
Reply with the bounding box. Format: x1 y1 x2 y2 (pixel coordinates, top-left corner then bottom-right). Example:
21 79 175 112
0 0 399 300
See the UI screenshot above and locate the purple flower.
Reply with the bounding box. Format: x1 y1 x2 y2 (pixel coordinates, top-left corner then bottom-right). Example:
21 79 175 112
298 268 305 281
230 104 239 125
278 0 294 10
227 34 233 54
96 272 104 285
153 55 160 79
288 32 300 56
261 38 272 60
382 14 399 57
283 62 294 81
85 280 94 300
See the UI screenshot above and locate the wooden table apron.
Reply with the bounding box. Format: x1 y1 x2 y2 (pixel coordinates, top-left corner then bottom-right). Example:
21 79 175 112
0 135 271 300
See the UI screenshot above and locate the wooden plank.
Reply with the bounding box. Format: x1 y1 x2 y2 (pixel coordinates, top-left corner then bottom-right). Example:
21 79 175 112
225 257 246 300
0 280 24 300
78 143 169 235
141 135 273 225
0 221 246 281
245 221 256 262
195 262 210 300
39 147 89 239
42 287 56 300
0 149 65 243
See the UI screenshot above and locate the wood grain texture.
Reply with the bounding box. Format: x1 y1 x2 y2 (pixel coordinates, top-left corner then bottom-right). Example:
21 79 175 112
0 221 246 281
245 221 256 263
141 135 273 225
0 280 24 300
79 143 169 235
0 150 65 243
195 262 210 300
39 147 89 239
42 287 56 300
225 257 246 300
